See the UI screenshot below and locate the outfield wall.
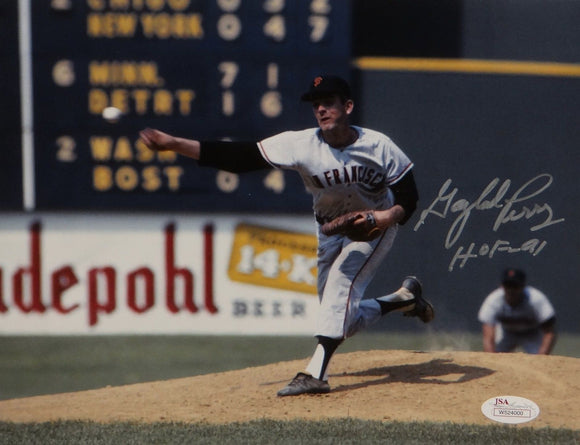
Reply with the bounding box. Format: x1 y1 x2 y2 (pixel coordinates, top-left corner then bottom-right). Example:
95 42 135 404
357 69 577 334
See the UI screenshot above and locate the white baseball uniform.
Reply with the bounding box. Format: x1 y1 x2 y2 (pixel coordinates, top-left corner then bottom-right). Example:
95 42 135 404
258 126 413 339
478 286 556 353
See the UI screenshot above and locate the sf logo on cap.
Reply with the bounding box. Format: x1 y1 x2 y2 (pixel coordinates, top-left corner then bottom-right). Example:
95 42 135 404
313 76 323 87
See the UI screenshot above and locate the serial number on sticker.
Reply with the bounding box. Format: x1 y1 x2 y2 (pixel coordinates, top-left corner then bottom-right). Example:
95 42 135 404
493 409 531 417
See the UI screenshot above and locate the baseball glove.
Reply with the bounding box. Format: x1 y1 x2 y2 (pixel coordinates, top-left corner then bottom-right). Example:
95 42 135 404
321 210 382 241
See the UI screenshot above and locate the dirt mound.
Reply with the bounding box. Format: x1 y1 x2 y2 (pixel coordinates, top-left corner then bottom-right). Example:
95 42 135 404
0 350 578 429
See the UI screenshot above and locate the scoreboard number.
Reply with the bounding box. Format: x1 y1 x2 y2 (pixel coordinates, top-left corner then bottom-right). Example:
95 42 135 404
55 136 77 162
263 170 285 194
264 15 286 42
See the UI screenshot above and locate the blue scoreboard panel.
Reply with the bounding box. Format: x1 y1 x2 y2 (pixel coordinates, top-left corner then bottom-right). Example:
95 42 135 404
29 0 351 211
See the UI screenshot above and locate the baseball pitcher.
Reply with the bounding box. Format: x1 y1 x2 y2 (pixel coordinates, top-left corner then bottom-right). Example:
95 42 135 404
139 75 434 396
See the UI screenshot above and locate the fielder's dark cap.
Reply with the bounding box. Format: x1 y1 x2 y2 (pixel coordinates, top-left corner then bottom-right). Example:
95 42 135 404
502 268 526 286
300 75 352 101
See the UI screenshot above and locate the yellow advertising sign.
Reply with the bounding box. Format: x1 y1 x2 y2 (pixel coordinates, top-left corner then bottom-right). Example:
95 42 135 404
228 224 318 295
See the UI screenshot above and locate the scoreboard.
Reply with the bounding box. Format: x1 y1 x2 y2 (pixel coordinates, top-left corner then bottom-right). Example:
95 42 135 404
12 0 351 211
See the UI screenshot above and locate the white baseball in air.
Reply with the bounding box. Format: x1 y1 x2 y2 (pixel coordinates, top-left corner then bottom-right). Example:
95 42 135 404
102 106 122 123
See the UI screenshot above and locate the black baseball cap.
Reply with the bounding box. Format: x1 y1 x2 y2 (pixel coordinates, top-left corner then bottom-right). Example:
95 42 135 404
501 268 526 286
300 75 352 101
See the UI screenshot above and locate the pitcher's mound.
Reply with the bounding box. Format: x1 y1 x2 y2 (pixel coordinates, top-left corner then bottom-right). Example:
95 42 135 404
0 350 578 429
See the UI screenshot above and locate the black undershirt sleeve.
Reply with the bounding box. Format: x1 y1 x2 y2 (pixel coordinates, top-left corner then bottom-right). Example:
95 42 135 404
540 316 556 330
198 141 272 173
390 170 419 225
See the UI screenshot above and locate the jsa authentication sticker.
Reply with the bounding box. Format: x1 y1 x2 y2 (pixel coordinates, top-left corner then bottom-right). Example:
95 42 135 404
481 395 540 424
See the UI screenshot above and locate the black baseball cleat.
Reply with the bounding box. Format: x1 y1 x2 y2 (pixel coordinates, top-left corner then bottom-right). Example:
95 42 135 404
402 276 435 323
277 372 330 397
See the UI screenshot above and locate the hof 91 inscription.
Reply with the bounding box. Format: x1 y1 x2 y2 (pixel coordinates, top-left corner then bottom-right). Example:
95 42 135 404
32 0 350 211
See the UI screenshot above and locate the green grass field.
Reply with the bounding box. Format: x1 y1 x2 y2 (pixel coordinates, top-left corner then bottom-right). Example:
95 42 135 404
1 332 579 444
1 419 578 445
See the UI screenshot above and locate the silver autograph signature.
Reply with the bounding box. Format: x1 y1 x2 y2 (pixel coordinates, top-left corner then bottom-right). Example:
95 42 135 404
414 174 565 248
